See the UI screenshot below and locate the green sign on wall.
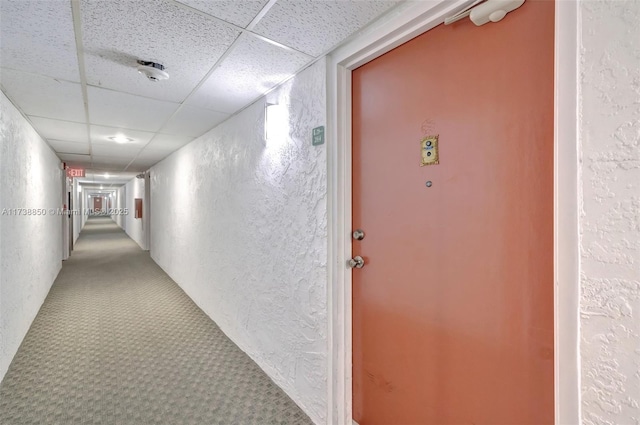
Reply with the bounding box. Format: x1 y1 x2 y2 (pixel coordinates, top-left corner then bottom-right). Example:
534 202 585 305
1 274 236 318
312 126 325 146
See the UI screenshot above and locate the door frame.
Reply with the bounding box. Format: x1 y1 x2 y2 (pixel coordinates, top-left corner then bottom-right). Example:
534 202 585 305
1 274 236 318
326 1 580 423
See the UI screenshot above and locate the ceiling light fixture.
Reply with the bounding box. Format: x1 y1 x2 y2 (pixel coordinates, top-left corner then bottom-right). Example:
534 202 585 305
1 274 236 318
104 173 110 179
108 135 133 144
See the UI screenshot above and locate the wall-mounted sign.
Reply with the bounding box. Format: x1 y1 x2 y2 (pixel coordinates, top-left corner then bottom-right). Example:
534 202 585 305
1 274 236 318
66 167 85 178
420 135 439 166
312 126 325 146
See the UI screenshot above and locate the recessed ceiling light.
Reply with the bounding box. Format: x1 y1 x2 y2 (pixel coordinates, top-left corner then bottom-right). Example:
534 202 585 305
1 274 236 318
108 135 134 144
104 173 110 179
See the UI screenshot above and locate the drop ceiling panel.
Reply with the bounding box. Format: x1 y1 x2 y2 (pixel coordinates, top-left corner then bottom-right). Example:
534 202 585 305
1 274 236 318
0 69 85 122
91 155 134 167
0 0 80 82
187 34 311 113
134 149 171 163
58 153 92 166
89 125 154 147
145 133 194 151
92 144 141 158
87 86 179 132
28 117 88 144
80 0 241 103
175 0 268 27
127 158 159 170
161 105 229 138
253 0 401 57
48 140 91 155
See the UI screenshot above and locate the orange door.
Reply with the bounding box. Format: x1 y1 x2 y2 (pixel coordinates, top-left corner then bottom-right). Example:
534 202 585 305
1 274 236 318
352 1 554 423
94 197 102 212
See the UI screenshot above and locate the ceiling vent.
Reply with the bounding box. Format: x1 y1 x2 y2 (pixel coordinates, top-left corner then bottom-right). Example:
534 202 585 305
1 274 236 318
136 60 169 82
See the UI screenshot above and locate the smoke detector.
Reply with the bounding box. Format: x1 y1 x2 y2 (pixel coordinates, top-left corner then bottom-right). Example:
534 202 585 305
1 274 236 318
136 60 169 82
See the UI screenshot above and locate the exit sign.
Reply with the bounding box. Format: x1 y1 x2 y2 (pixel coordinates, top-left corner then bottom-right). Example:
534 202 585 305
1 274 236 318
66 167 85 178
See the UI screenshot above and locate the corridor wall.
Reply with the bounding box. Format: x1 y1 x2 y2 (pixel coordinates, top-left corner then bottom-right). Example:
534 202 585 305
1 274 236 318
150 59 328 424
0 92 63 381
112 186 125 229
123 177 145 250
579 1 640 422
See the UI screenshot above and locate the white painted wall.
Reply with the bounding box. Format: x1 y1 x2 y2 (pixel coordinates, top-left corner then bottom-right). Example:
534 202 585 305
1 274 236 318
150 59 327 424
72 181 83 244
123 177 145 249
579 1 640 423
0 91 63 381
112 186 126 229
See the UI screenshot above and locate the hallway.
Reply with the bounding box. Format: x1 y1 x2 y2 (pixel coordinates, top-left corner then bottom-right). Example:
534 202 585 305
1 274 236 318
0 217 312 425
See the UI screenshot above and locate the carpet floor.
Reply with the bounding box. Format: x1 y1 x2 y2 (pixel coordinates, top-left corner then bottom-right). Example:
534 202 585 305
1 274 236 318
0 217 313 425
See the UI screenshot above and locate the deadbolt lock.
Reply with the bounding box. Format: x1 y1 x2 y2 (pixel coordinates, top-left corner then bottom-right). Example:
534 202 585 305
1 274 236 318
352 229 365 240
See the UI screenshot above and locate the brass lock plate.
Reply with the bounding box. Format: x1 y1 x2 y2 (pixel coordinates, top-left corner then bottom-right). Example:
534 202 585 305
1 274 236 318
420 135 439 166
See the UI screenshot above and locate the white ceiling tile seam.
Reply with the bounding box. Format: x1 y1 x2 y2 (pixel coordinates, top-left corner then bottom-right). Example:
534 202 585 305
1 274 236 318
169 0 311 57
0 67 81 86
169 0 248 32
246 0 278 31
70 0 93 162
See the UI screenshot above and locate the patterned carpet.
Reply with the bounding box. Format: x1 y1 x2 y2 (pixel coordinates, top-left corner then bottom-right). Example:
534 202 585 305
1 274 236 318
0 217 313 425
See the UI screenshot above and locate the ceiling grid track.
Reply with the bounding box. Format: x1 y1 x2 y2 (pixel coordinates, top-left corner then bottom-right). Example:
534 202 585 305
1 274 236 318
69 0 93 165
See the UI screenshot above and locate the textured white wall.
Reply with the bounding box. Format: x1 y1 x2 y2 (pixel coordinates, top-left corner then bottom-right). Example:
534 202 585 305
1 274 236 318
112 186 125 229
73 182 82 244
0 91 63 381
123 177 145 249
579 1 640 423
150 59 327 424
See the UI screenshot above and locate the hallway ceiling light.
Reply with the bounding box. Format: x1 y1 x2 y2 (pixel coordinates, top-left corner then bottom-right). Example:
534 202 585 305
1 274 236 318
108 135 134 144
104 173 109 179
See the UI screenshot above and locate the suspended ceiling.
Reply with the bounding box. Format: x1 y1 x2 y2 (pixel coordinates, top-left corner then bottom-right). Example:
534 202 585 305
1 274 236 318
0 0 402 185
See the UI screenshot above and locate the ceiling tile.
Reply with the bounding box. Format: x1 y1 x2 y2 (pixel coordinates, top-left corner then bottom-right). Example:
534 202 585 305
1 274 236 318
175 0 268 27
28 117 88 144
0 69 85 122
145 133 194 151
89 125 154 147
134 149 171 162
0 0 80 82
161 105 229 138
187 34 311 113
127 158 159 170
58 153 92 167
92 144 141 158
80 0 241 103
91 155 134 167
252 0 401 57
48 140 91 155
87 86 178 132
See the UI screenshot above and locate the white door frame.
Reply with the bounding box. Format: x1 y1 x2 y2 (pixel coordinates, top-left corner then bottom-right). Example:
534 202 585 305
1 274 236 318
326 1 581 424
